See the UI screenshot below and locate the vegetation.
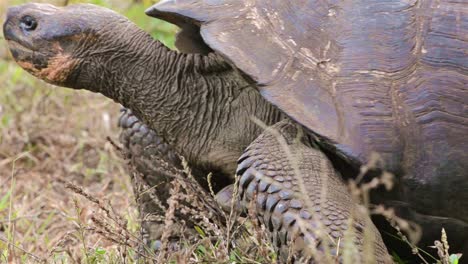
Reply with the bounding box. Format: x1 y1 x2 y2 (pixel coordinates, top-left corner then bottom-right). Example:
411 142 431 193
0 1 277 263
0 1 463 263
0 0 177 262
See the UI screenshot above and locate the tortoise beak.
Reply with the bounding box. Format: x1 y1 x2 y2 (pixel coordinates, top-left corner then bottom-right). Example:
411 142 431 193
3 4 60 71
3 3 59 50
3 6 20 42
3 5 37 56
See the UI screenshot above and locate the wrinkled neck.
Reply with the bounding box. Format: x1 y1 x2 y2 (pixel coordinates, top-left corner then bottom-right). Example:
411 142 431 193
69 27 173 100
68 27 271 165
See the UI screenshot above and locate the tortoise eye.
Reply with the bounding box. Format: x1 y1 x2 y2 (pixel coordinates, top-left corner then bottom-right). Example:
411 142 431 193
20 15 37 31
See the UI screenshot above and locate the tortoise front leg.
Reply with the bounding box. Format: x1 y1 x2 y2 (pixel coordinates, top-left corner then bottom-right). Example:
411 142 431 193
119 109 229 257
219 120 392 263
118 108 190 250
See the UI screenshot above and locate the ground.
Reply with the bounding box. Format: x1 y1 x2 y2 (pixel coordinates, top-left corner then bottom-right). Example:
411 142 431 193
0 1 462 263
0 0 178 262
0 2 277 263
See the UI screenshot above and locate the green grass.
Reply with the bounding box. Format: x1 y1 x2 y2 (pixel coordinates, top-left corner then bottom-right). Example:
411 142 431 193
0 1 276 263
0 1 464 263
0 0 177 263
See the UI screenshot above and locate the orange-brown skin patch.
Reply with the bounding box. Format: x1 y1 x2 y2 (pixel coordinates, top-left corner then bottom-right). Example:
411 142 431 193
38 54 78 83
16 60 37 73
18 54 77 84
13 41 78 85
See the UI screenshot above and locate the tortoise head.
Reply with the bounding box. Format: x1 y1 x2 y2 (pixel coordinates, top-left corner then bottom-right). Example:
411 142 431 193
3 3 133 88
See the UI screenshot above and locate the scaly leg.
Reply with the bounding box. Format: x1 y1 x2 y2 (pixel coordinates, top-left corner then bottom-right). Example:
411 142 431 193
218 120 392 263
118 108 187 249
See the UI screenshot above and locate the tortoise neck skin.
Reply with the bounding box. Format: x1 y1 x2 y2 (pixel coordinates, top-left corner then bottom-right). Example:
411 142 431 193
3 3 282 175
66 25 281 174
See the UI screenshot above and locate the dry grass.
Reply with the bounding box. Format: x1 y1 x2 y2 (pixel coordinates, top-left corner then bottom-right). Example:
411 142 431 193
0 1 147 262
0 2 276 263
0 51 140 262
0 1 463 264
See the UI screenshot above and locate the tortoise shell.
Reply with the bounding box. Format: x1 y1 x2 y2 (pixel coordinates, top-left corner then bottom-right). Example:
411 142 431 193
147 0 468 219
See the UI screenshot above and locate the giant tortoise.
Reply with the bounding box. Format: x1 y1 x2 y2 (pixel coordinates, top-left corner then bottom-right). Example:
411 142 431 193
3 0 467 262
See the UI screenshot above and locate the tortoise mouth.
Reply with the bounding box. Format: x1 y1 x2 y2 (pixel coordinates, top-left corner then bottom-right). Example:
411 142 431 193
7 38 78 85
3 22 36 52
6 39 46 64
7 39 33 51
6 39 55 78
6 39 34 61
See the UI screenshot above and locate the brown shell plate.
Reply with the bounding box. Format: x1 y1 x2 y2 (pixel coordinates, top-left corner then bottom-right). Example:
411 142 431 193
147 0 468 219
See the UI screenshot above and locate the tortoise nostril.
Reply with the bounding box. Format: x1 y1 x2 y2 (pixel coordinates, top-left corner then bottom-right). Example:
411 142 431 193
20 15 37 31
